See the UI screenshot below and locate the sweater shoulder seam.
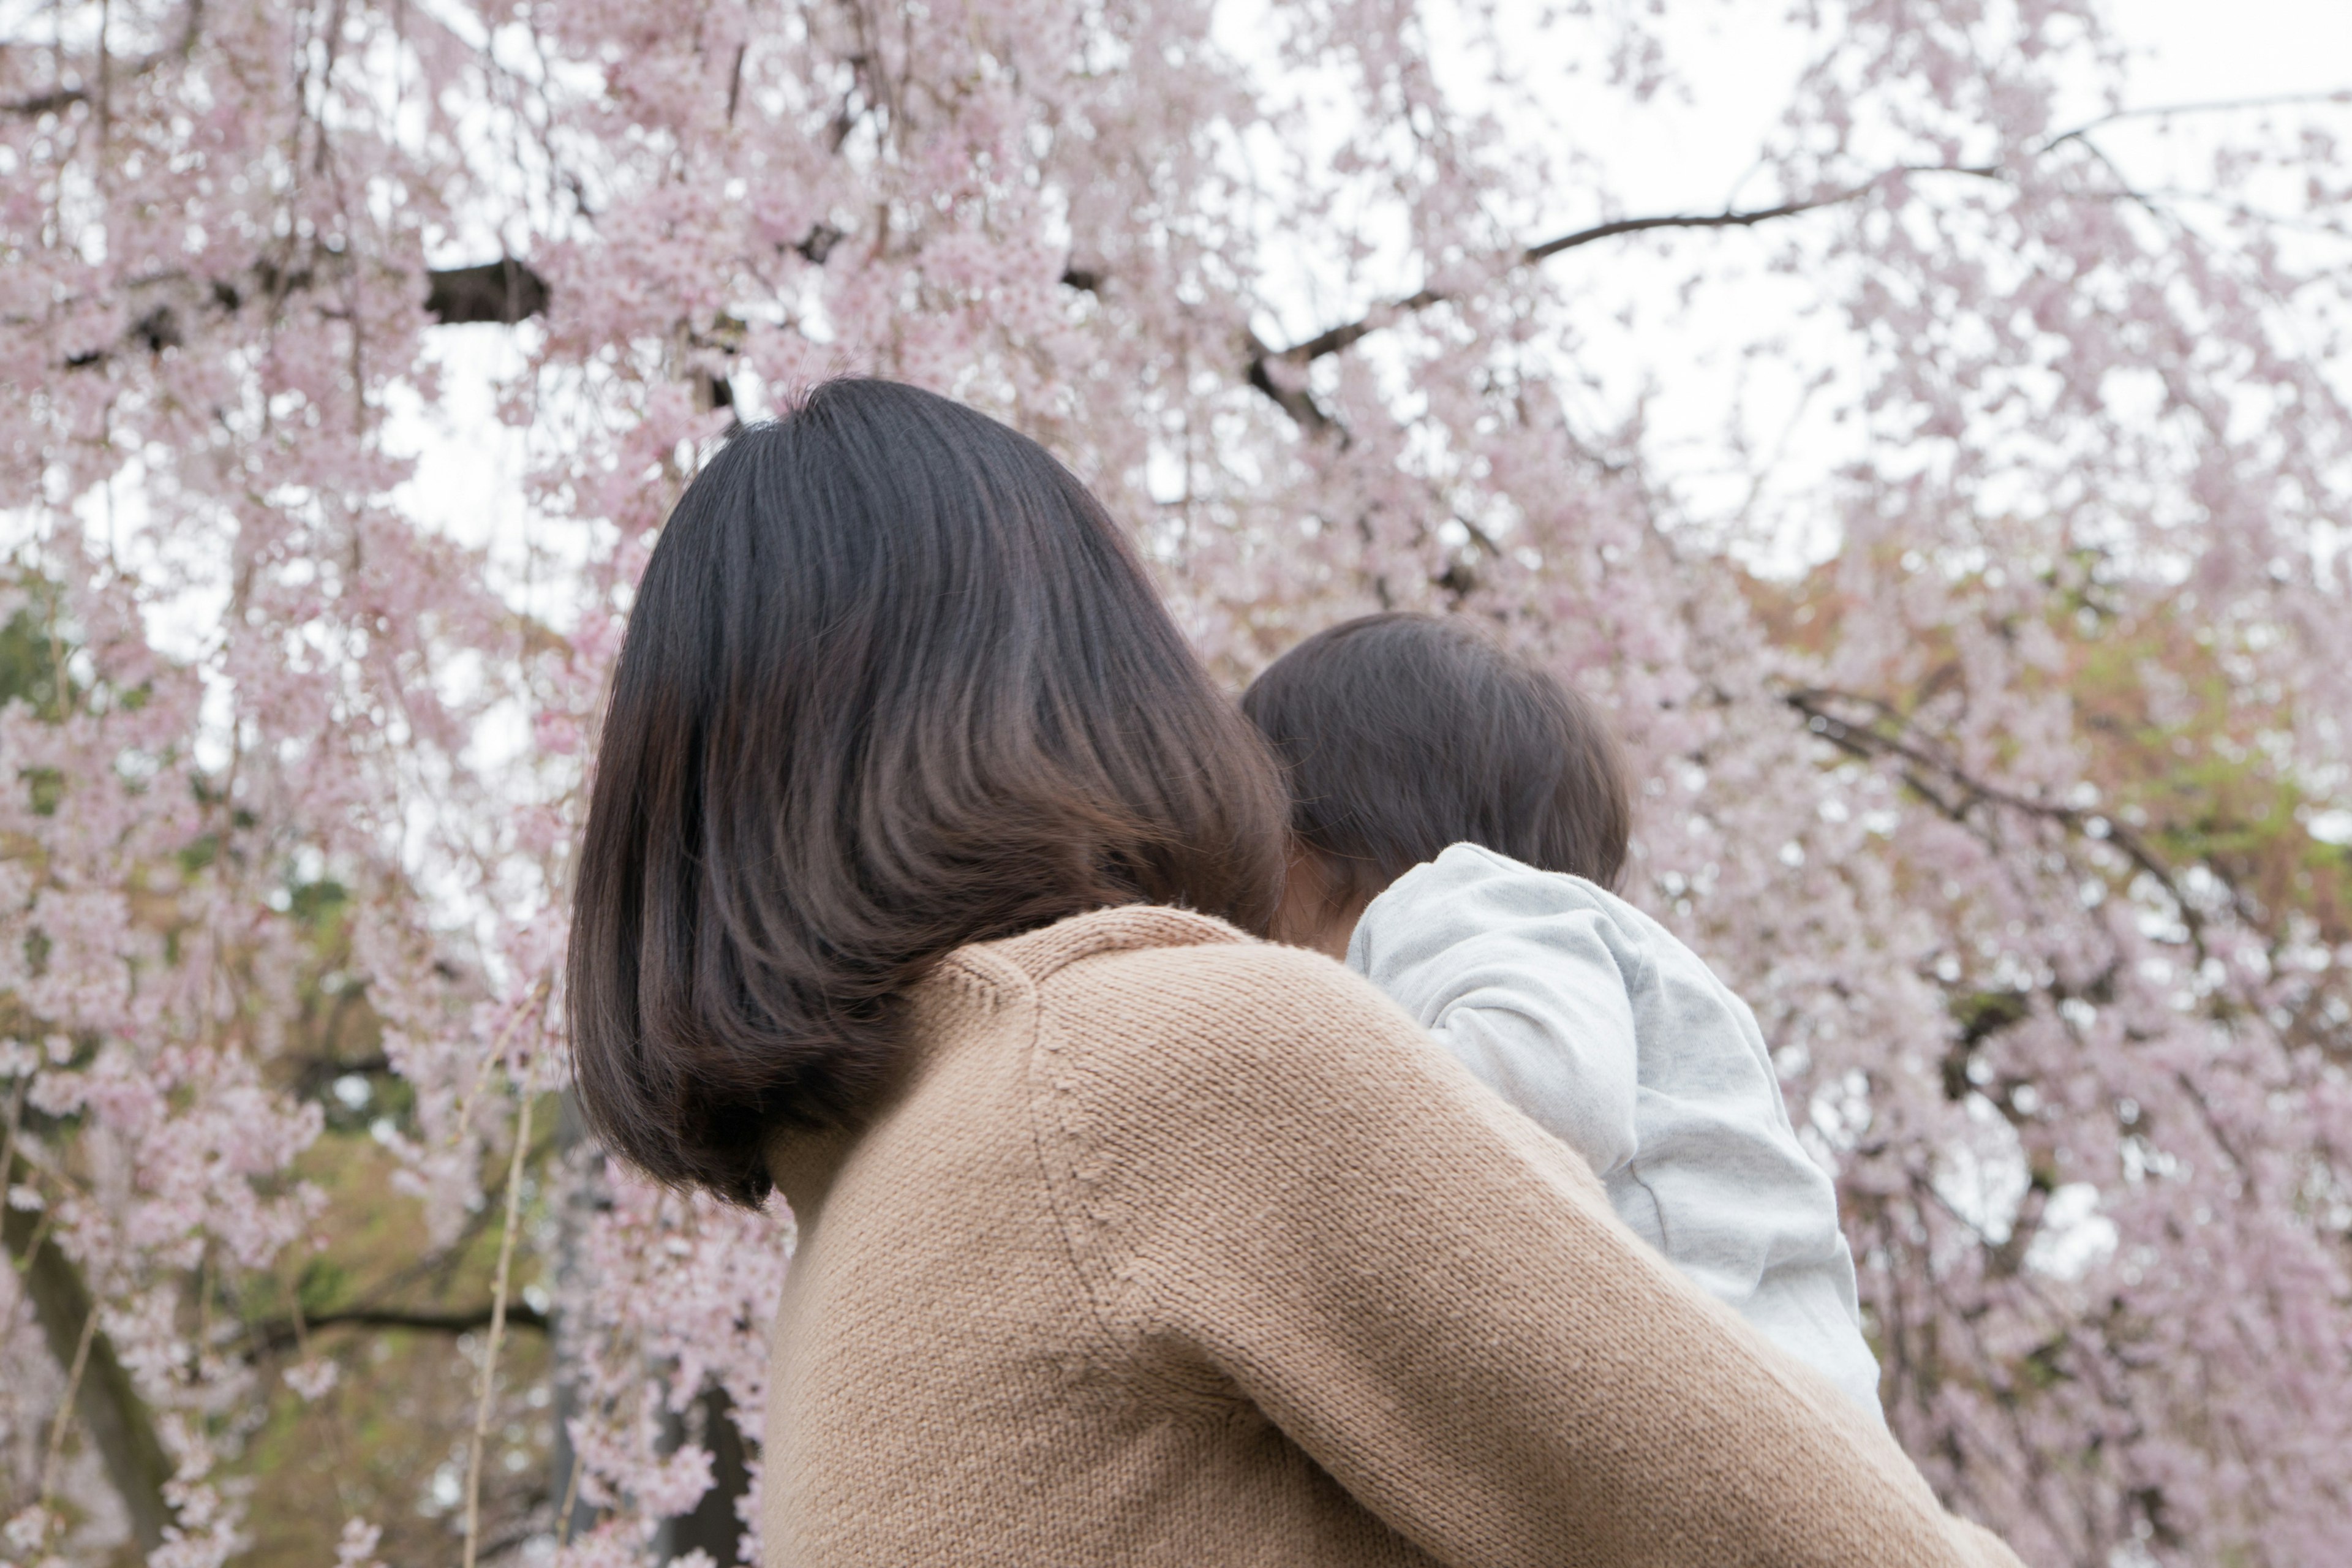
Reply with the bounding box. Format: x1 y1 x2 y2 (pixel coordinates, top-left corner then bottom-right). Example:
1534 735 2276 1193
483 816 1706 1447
1022 986 1249 1414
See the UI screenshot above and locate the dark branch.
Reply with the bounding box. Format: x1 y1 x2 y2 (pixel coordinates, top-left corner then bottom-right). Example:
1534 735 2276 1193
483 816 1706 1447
1233 165 2007 429
1782 685 2207 959
796 224 844 266
240 1300 551 1358
1253 191 1884 374
65 214 880 367
62 251 556 369
4 1153 173 1550
424 259 551 326
418 234 1087 344
311 1301 552 1335
4 85 89 117
1521 190 1896 265
1263 164 1999 383
1270 287 1442 368
2 0 204 118
2043 88 2352 152
1233 91 2352 423
1244 333 1338 434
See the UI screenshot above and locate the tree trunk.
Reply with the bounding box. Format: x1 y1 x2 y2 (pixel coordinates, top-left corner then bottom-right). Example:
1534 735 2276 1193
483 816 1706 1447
545 1095 603 1545
662 1386 752 1566
3 1154 173 1551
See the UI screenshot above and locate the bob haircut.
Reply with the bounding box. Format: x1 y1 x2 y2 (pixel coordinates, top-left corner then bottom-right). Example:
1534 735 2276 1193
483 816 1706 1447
568 379 1288 1207
1241 612 1630 908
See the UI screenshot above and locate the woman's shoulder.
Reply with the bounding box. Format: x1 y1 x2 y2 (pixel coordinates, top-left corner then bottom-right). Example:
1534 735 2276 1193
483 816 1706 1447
957 902 1261 984
953 903 1424 1082
962 907 1511 1224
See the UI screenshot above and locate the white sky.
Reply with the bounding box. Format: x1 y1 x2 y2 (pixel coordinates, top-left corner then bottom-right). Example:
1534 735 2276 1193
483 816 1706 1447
2128 0 2352 100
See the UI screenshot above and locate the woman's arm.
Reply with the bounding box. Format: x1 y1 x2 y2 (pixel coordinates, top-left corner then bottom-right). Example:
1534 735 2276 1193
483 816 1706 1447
1031 940 2018 1568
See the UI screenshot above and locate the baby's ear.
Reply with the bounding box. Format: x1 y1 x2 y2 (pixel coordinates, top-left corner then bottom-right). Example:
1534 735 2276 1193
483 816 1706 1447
1270 845 1336 951
1273 848 1385 962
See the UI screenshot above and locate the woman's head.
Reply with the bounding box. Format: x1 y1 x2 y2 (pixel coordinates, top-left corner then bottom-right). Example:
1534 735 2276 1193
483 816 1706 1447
568 379 1288 1206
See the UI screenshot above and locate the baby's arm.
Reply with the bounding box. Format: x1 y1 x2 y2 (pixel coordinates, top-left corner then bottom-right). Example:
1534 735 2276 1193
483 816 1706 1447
1346 843 1643 1177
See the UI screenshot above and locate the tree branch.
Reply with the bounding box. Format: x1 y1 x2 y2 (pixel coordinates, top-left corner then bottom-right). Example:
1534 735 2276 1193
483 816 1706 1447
51 251 549 369
1243 332 1339 434
3 1155 172 1551
1520 186 1944 265
1 0 204 118
413 235 1085 337
425 259 551 326
1783 685 2206 958
58 210 908 369
239 1300 552 1359
1240 89 2352 405
1258 163 2000 380
1250 189 1872 375
2041 89 2352 153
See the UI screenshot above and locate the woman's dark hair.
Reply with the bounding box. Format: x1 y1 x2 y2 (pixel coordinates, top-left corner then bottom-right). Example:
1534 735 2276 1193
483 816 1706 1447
568 379 1288 1207
1241 612 1630 908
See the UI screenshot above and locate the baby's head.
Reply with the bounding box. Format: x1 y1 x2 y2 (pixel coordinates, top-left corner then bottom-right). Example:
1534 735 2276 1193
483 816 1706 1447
1241 612 1630 958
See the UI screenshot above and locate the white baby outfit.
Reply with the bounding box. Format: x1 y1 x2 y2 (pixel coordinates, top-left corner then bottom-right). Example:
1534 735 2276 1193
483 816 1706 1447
1348 842 1885 1419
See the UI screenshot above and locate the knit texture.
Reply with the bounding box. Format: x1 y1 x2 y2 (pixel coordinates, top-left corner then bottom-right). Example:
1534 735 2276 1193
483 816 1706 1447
758 905 2023 1567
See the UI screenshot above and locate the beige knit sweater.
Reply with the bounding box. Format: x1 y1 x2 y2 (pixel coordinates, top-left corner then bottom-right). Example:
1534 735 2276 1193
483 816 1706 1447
759 905 2021 1567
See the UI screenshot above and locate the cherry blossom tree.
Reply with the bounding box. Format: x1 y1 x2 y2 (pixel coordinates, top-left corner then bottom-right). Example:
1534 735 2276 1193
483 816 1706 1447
4 0 2350 1563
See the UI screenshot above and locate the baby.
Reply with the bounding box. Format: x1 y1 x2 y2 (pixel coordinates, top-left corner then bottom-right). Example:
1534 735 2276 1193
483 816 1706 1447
1243 611 1885 1419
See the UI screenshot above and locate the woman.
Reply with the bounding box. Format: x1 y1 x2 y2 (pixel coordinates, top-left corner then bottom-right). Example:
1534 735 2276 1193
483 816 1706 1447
568 379 2019 1567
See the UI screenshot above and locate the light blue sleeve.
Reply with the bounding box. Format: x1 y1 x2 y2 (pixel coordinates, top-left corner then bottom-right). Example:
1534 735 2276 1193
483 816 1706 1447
1346 844 1643 1178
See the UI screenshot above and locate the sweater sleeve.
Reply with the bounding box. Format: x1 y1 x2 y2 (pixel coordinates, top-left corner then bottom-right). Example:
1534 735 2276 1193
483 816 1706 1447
1348 844 1643 1177
1030 940 2018 1568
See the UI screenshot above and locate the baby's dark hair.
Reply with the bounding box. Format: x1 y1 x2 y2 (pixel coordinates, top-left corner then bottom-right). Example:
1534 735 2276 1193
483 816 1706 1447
1241 612 1631 908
